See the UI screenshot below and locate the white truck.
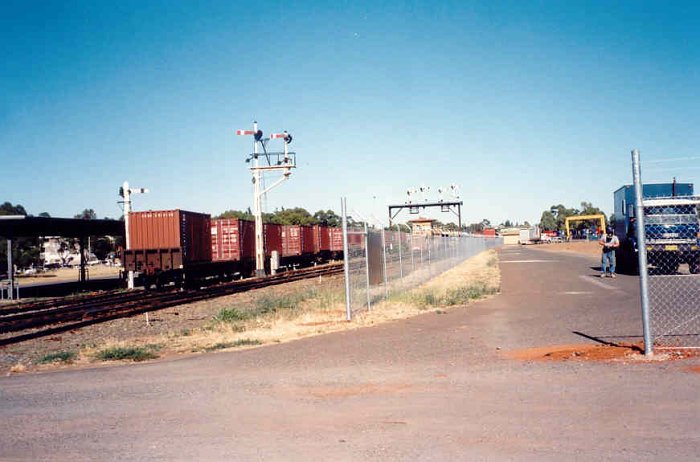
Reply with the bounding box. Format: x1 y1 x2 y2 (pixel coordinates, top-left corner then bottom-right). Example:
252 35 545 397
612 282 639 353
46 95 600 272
518 226 541 245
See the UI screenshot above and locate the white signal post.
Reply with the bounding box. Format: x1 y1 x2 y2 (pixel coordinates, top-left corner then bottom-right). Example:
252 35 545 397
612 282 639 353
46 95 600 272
120 181 149 289
237 122 296 277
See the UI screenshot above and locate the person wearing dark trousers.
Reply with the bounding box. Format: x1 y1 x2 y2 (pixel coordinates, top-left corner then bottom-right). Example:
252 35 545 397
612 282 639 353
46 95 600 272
599 227 620 278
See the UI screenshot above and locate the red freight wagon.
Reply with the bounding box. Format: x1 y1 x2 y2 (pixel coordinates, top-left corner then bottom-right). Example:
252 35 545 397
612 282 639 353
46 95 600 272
282 225 302 257
314 225 328 252
211 218 255 262
302 225 319 254
347 231 364 248
263 223 283 257
127 210 211 263
328 227 344 252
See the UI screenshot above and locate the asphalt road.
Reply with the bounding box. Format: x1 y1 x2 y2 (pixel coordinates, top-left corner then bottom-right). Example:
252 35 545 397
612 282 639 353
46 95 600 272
1 247 698 461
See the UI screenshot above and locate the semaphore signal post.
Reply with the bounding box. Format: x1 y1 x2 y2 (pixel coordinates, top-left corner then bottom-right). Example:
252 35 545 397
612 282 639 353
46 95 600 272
236 121 296 277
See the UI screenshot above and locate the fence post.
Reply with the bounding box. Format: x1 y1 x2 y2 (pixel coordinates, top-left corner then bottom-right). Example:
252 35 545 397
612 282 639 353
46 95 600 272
427 235 432 268
381 228 388 299
396 224 403 279
411 227 415 272
364 222 371 311
632 149 653 356
341 197 352 321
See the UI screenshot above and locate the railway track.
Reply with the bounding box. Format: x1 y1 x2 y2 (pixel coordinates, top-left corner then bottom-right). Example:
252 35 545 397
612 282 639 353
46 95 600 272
0 264 343 346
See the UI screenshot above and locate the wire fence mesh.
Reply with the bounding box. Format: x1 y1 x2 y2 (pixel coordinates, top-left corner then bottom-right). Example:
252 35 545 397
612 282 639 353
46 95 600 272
341 205 502 319
642 197 700 348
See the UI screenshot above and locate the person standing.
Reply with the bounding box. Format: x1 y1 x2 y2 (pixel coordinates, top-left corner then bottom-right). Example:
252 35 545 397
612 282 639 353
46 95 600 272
599 227 620 277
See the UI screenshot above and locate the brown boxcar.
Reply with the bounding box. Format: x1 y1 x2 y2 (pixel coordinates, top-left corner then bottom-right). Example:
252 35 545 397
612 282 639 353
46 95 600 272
128 210 211 263
211 218 255 262
302 225 319 254
319 225 331 251
282 225 302 257
263 223 283 257
328 227 344 252
347 231 364 248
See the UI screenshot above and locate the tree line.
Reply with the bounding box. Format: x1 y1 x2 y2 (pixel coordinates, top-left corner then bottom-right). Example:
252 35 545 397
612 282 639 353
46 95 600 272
538 201 607 233
216 207 342 227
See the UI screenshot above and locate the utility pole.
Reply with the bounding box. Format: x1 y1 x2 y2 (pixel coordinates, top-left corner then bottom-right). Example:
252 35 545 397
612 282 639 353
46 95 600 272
237 122 296 277
119 181 149 289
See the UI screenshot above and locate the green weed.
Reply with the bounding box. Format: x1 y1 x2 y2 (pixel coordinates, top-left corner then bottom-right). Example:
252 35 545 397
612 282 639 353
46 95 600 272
36 351 77 364
214 307 249 323
96 344 160 362
204 339 262 352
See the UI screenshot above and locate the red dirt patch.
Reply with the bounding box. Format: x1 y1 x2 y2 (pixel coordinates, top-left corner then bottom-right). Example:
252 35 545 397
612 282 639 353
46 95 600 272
506 344 641 361
507 343 700 363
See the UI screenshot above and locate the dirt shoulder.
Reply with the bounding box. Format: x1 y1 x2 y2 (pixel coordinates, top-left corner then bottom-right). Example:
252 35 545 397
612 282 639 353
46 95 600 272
1 250 500 375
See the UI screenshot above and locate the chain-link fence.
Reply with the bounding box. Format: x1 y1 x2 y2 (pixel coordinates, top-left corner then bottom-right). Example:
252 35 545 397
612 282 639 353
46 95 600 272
340 200 502 319
643 197 700 348
631 150 700 351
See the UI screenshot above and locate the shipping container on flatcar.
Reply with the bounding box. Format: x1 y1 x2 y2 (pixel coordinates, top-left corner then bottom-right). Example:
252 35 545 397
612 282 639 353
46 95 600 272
211 218 255 262
123 209 215 288
127 210 211 263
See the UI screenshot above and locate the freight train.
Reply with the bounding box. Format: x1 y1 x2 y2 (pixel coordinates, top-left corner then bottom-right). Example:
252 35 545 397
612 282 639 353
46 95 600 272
122 209 356 289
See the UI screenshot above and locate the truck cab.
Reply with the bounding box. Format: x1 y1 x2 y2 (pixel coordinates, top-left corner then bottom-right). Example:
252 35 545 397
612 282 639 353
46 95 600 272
614 182 700 274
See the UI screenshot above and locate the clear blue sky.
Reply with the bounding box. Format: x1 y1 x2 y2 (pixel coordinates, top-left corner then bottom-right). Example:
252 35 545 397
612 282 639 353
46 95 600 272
2 0 699 226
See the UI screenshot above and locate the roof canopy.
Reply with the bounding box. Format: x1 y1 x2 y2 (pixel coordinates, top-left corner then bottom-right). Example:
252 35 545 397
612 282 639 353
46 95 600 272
0 216 124 238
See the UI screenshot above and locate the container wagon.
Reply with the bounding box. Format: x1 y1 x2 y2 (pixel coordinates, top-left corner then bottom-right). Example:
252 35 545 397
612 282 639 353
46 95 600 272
210 218 255 275
124 210 348 287
124 210 241 288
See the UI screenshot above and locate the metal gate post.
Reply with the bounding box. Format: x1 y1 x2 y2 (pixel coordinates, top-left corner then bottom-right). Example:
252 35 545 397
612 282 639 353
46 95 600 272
632 149 653 356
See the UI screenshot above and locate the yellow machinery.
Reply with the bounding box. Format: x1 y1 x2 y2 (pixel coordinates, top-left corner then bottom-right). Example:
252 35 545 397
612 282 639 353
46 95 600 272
564 214 606 239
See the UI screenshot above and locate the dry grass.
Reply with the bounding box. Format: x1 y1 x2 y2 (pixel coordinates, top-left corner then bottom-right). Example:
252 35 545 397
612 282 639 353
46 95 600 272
9 363 27 373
